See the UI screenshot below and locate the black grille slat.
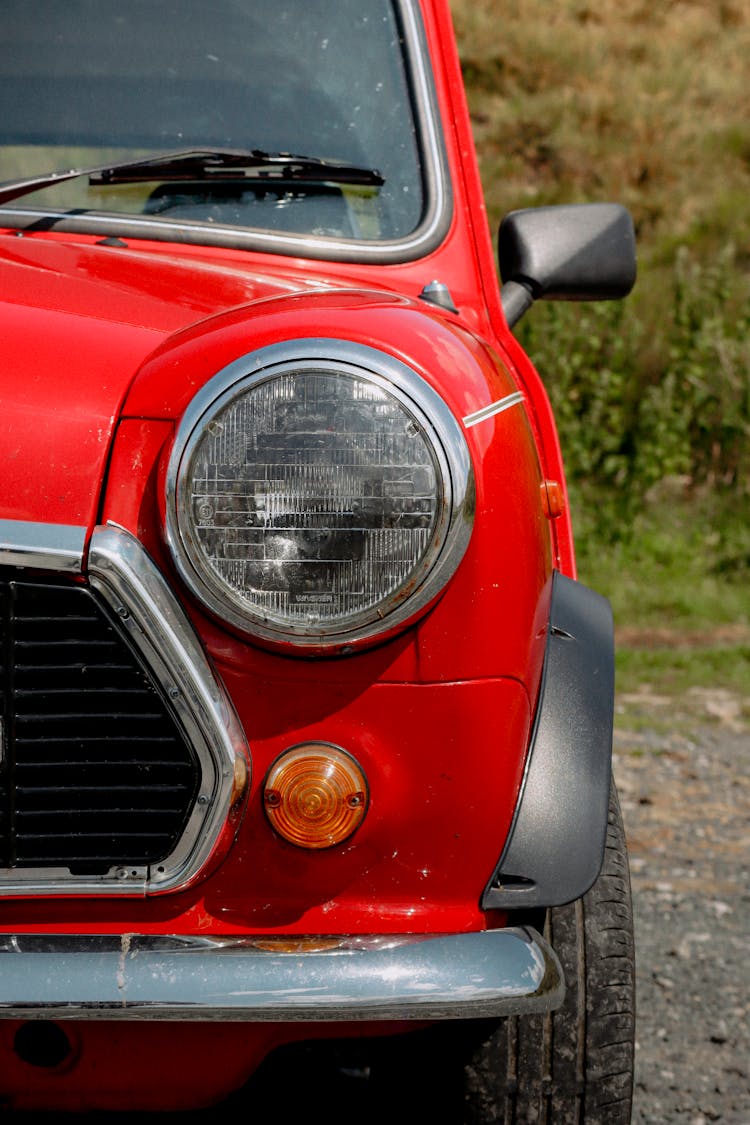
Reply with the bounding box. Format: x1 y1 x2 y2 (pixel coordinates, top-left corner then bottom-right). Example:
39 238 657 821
11 742 188 765
16 781 192 795
17 809 185 820
17 758 190 768
0 574 201 875
14 685 156 697
15 714 169 728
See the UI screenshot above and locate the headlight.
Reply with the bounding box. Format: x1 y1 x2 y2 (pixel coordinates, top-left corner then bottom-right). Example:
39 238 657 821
166 339 474 651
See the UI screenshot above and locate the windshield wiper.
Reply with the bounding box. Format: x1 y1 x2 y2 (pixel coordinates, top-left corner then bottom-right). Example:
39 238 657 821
0 147 384 207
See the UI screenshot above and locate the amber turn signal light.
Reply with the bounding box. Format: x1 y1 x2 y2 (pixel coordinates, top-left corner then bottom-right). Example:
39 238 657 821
541 479 565 519
263 744 368 849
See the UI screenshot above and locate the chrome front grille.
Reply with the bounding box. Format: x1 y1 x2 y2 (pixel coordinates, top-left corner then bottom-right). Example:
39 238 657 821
0 522 248 896
0 575 201 874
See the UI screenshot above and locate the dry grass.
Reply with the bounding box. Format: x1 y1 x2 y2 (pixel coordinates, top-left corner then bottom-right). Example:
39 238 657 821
451 0 750 258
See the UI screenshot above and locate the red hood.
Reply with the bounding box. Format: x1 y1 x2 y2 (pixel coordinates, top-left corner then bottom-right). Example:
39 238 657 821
0 233 318 528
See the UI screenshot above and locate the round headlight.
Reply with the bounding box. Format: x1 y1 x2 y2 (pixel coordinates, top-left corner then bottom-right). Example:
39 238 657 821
166 339 474 650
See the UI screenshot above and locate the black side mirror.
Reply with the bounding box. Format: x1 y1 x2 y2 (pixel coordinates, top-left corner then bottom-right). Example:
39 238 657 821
498 203 637 327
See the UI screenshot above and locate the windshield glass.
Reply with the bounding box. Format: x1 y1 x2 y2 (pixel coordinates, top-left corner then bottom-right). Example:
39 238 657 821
0 0 426 245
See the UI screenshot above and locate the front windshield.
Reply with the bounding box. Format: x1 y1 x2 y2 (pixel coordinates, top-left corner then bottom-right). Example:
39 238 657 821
0 0 426 244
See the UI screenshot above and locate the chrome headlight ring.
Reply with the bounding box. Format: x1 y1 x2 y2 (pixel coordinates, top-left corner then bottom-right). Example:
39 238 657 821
165 339 474 652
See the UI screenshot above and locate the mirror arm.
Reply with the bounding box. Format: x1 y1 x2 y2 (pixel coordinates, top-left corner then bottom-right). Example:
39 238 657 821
501 279 535 328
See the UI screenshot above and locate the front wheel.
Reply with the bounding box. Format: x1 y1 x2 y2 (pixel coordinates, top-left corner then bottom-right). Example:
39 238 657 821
242 786 635 1125
462 783 635 1124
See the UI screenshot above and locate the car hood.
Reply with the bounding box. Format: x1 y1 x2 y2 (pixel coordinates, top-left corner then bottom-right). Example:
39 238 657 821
0 234 325 529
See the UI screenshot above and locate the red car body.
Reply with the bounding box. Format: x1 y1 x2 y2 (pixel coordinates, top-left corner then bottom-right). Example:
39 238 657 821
0 0 635 1115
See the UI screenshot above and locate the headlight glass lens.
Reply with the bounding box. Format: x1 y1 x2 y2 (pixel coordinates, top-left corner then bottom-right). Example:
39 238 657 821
167 342 473 649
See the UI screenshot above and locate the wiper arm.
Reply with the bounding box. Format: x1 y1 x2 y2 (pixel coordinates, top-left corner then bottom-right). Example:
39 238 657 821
0 147 384 207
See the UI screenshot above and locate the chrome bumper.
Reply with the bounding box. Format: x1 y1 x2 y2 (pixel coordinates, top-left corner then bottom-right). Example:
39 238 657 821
0 929 562 1022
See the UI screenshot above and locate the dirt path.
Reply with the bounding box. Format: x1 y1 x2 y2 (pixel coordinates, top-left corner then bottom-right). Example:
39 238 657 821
614 692 750 1124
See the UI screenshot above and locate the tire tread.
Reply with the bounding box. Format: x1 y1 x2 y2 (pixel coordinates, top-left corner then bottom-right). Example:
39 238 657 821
462 783 635 1125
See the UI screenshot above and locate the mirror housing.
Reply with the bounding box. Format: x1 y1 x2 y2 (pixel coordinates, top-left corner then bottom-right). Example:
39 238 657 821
498 203 636 327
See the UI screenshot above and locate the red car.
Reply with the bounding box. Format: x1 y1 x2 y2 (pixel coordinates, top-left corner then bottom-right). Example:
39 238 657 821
0 2 636 1120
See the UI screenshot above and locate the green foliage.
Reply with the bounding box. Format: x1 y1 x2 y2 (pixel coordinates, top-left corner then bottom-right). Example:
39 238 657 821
668 247 750 495
517 247 750 588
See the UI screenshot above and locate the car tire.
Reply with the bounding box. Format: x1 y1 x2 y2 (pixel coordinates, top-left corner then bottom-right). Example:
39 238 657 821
461 782 635 1124
241 785 634 1125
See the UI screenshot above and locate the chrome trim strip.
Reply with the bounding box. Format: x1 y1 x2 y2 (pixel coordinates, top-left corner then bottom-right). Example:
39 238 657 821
463 392 525 429
0 519 86 572
0 2 451 266
87 524 250 894
165 339 475 652
0 928 563 1022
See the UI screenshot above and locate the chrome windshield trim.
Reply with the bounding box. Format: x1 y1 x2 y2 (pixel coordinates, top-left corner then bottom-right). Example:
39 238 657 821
0 2 451 265
0 928 563 1022
0 519 86 572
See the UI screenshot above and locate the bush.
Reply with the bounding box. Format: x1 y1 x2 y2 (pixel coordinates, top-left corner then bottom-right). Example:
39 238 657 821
519 246 750 580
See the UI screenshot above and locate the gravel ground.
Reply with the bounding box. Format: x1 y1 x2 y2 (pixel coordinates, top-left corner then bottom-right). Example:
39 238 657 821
613 688 750 1125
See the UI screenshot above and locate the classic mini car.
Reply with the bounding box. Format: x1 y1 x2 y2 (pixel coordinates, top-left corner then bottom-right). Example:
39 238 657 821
0 1 637 1121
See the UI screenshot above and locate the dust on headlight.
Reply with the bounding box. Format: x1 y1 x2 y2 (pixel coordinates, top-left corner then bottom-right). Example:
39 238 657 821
190 369 440 626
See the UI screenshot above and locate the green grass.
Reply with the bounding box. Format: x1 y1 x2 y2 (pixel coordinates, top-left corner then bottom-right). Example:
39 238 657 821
574 498 750 634
616 645 750 701
584 504 750 719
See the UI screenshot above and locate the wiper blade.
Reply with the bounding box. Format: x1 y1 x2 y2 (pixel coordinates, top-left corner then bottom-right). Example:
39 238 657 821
0 147 384 206
91 149 385 188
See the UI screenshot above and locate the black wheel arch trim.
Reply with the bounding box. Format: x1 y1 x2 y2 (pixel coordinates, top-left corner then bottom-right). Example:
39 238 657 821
482 571 614 910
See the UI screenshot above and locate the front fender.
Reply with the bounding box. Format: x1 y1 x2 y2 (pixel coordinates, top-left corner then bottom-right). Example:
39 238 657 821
482 571 615 910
